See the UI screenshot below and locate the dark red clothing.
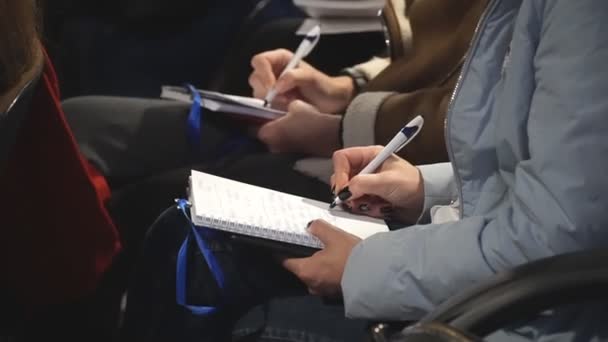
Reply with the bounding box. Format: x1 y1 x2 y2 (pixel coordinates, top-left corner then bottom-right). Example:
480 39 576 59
0 54 121 308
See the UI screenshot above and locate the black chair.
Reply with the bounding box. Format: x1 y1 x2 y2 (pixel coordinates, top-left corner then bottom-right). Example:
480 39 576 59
370 248 608 341
0 73 40 173
0 71 41 339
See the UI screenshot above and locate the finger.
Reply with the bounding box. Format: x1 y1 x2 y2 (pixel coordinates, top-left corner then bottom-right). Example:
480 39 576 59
331 146 384 195
346 195 374 215
308 287 320 296
256 120 279 145
307 220 347 246
275 68 316 94
271 95 291 111
250 57 276 91
272 252 290 263
267 49 296 75
349 196 391 218
347 173 392 200
287 99 320 115
251 49 293 82
249 75 268 99
281 257 307 277
331 150 355 194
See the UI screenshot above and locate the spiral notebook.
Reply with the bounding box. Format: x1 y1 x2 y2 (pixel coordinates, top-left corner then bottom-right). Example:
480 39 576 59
188 170 388 254
161 85 285 122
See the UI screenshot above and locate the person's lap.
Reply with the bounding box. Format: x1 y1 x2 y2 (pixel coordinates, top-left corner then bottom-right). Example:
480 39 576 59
62 95 264 188
62 95 334 249
122 205 368 342
63 96 359 341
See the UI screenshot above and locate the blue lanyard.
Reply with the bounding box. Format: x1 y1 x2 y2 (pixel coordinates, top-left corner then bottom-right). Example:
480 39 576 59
175 199 226 315
185 84 203 150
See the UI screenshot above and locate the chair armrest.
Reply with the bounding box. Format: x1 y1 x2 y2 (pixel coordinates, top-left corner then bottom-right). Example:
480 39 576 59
420 248 608 336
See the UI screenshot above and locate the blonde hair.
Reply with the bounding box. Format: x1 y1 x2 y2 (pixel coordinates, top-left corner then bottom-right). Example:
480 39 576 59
0 0 39 93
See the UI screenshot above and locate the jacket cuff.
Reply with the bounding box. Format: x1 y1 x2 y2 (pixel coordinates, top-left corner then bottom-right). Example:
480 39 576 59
416 163 457 223
348 57 391 81
342 92 395 148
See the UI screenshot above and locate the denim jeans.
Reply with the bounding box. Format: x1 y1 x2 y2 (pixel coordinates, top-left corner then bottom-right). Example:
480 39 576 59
122 206 370 342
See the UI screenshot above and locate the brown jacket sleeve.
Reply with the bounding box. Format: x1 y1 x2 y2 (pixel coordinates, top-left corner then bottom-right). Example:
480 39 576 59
375 78 455 164
348 0 487 165
369 0 487 93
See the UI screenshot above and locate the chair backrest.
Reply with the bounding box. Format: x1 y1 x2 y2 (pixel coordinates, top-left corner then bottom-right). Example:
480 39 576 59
0 73 40 173
0 53 121 309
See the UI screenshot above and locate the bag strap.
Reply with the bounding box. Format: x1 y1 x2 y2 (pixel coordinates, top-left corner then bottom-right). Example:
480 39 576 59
175 199 226 315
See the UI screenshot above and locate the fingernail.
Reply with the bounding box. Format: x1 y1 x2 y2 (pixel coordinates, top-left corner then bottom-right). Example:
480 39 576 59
331 185 336 196
358 204 370 212
380 206 394 214
337 187 352 201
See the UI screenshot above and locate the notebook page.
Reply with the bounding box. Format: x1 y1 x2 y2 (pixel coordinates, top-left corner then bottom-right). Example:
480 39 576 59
201 98 283 120
198 90 285 116
160 86 285 120
189 170 388 247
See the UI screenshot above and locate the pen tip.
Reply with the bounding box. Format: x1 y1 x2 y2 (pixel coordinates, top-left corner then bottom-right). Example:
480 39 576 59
329 202 336 209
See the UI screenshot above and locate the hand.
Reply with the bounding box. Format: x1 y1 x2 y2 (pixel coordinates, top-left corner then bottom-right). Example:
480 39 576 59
257 100 341 157
331 146 425 223
282 220 361 297
249 49 355 113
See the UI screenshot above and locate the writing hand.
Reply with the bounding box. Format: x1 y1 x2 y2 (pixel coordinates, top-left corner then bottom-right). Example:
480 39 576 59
249 49 355 113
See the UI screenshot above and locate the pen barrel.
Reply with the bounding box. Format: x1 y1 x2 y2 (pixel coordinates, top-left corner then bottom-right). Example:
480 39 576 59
264 88 278 104
359 134 408 175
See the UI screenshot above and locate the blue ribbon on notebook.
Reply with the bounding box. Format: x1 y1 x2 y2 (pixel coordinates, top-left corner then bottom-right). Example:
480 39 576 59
175 199 226 315
184 83 257 158
185 84 203 150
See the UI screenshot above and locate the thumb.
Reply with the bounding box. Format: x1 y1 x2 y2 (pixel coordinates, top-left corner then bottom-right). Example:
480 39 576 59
307 220 343 246
287 99 320 115
256 118 280 141
347 173 389 200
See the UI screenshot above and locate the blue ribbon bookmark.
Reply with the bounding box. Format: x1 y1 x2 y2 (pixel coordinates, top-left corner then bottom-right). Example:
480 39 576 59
185 84 203 150
175 199 226 315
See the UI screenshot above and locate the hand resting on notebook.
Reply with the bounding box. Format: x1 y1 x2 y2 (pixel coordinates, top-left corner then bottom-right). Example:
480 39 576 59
281 145 425 297
256 100 341 157
281 219 361 297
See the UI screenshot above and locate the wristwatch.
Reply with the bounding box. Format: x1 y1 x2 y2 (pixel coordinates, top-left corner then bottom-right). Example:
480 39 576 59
338 67 369 95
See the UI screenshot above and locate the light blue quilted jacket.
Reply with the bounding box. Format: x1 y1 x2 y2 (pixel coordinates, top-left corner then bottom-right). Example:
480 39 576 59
341 0 608 330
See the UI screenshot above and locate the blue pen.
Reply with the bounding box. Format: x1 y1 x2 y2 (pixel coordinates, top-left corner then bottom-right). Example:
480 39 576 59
330 115 424 209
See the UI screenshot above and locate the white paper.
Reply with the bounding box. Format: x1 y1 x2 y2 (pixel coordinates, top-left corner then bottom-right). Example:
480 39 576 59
297 17 383 35
189 170 388 248
293 0 385 18
160 85 285 121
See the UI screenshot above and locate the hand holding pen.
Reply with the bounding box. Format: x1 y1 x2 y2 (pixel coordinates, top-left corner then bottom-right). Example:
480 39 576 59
329 116 426 221
263 25 321 107
250 26 358 113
